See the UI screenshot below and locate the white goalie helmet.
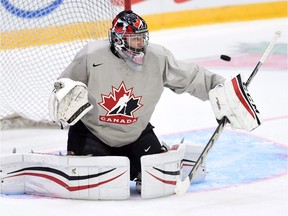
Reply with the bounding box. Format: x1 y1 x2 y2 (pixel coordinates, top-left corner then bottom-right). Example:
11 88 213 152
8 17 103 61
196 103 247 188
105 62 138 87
109 10 149 69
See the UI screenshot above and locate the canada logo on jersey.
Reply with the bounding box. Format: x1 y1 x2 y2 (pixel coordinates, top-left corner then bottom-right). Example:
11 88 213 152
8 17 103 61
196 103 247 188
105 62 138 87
98 82 143 124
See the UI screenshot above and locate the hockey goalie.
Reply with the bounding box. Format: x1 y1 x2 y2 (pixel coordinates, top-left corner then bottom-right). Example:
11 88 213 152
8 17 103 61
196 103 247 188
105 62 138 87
0 10 261 200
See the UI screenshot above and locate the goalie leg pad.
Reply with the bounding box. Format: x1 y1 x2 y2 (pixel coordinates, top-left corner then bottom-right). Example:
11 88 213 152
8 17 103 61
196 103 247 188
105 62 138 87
0 154 27 194
140 144 185 199
181 142 207 183
140 143 207 198
1 154 130 200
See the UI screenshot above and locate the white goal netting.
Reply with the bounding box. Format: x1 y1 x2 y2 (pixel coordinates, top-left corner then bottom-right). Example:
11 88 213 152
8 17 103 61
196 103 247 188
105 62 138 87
0 0 126 129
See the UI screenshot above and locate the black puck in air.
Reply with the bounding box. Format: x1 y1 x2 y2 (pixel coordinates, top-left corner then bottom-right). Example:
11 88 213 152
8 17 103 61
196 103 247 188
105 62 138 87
220 55 231 61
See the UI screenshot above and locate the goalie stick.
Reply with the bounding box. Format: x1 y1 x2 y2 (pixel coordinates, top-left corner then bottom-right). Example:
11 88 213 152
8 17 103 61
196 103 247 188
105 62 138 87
175 31 282 195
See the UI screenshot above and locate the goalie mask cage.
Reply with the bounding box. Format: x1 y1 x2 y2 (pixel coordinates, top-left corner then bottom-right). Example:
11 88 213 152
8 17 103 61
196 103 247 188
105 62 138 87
0 0 130 129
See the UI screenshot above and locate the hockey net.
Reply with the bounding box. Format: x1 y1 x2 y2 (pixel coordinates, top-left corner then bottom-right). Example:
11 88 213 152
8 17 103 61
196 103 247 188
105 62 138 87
0 0 128 129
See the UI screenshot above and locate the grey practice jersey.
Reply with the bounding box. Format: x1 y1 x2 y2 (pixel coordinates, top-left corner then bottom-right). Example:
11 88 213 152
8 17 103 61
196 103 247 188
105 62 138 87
59 40 225 147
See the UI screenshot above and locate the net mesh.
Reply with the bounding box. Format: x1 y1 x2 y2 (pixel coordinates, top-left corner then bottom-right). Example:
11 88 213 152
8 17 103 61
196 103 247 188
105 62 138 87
0 0 125 129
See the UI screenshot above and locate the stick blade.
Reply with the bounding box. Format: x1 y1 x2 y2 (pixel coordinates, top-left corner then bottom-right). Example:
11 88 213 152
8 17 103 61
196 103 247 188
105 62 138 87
175 177 190 195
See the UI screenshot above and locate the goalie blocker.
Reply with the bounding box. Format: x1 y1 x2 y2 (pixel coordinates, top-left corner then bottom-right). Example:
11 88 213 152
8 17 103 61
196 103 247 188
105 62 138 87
209 74 262 131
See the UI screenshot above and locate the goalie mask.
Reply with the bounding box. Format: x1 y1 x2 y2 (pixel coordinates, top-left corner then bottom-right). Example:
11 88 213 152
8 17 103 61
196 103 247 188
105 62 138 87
109 10 149 70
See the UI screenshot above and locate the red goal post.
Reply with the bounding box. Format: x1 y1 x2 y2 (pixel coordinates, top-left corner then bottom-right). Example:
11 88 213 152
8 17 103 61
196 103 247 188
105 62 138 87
0 0 131 129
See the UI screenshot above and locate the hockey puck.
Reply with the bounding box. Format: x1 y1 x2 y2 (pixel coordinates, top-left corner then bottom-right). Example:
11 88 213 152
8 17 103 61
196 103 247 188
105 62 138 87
220 55 231 61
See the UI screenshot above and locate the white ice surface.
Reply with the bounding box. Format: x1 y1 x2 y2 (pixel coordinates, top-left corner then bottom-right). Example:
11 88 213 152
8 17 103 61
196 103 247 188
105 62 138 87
0 18 287 216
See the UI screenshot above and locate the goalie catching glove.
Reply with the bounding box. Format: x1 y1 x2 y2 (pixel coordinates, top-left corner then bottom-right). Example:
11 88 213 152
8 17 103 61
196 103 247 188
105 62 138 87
49 78 93 127
209 74 262 131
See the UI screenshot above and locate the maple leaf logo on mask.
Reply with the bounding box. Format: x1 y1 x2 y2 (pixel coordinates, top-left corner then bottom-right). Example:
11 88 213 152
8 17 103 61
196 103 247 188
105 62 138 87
98 82 143 124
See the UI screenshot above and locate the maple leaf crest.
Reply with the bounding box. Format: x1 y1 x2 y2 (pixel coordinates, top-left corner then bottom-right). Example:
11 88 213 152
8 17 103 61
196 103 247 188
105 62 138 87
98 82 143 124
